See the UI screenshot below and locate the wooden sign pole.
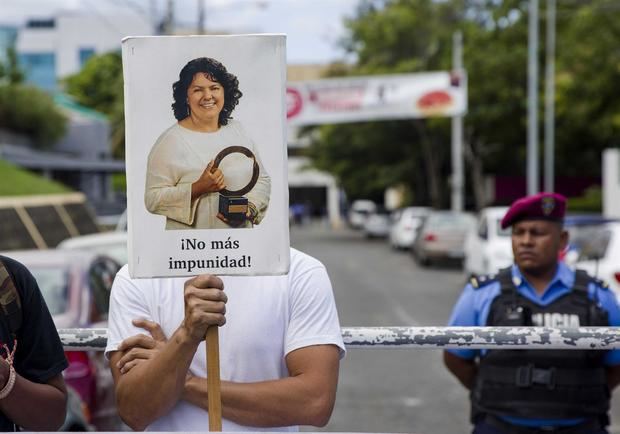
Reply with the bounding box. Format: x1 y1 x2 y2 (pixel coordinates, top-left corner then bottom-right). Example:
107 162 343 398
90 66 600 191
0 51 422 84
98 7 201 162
206 326 222 431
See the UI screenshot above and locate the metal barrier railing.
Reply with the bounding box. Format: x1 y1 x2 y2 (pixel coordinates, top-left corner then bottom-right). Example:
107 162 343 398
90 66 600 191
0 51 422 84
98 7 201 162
59 327 620 352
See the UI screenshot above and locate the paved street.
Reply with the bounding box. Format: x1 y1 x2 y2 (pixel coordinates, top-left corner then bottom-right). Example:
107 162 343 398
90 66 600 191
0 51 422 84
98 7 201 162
291 223 620 434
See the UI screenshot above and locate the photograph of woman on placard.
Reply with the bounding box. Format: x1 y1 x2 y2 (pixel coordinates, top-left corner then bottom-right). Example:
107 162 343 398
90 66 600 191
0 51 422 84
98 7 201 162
145 57 271 230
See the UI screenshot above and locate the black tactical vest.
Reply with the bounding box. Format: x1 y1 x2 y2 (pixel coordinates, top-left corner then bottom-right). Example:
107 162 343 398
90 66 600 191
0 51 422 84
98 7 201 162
471 267 610 422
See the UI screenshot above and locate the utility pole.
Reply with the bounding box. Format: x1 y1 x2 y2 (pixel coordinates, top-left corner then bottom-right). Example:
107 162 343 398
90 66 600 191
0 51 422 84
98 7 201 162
544 0 556 193
149 0 157 34
163 0 174 35
451 31 464 212
527 0 540 195
197 0 206 34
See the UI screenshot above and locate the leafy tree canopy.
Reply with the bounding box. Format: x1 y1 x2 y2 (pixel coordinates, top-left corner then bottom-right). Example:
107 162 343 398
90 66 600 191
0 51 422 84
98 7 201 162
0 48 67 147
304 0 620 207
0 48 24 85
64 51 125 157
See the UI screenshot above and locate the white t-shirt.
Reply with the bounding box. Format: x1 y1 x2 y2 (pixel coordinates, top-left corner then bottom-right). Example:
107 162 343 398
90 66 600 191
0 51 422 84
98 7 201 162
105 247 345 432
144 120 271 230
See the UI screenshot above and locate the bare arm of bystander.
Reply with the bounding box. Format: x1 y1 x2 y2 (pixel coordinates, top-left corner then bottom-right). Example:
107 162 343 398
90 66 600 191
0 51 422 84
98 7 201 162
0 367 67 431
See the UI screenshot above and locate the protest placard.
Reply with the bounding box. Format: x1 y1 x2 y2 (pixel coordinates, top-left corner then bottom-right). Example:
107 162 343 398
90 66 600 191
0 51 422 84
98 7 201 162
122 35 289 279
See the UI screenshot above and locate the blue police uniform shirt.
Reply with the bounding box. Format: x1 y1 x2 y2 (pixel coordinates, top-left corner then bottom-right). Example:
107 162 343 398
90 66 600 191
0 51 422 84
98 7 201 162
447 262 620 428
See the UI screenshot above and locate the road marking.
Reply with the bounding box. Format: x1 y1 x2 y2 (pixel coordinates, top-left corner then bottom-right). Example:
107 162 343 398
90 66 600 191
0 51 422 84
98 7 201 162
400 397 423 408
392 303 420 326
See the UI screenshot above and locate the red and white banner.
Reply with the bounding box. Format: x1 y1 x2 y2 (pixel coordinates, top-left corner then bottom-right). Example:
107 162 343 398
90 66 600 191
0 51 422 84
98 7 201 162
286 71 467 126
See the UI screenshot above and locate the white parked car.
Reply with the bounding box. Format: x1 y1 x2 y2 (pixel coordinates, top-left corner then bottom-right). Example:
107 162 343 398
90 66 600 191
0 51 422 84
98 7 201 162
574 221 620 297
348 200 377 229
463 206 513 276
115 209 128 232
389 207 430 249
58 231 129 265
363 209 392 238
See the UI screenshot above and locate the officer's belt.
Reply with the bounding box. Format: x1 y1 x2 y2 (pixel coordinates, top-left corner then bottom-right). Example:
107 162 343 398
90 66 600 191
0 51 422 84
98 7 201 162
484 414 603 433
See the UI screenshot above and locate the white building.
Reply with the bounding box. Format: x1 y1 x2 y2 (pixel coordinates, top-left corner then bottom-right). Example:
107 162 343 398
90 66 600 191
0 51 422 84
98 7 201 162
286 64 344 227
288 156 342 228
15 13 152 90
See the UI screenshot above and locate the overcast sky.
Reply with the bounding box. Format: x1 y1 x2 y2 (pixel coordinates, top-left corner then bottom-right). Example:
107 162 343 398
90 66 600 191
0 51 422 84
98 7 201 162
1 0 360 63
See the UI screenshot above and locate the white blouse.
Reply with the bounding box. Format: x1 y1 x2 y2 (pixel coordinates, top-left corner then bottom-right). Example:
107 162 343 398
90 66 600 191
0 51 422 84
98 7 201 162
145 120 271 230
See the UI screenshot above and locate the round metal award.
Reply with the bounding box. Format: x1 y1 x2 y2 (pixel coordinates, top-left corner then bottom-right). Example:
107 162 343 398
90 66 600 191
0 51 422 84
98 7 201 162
212 146 259 225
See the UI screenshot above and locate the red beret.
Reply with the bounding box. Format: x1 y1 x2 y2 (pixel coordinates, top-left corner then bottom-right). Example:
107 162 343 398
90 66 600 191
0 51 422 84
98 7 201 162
500 192 567 229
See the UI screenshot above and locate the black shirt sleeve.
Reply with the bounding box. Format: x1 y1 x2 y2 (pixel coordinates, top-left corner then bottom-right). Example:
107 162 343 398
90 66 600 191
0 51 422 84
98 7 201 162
0 255 68 383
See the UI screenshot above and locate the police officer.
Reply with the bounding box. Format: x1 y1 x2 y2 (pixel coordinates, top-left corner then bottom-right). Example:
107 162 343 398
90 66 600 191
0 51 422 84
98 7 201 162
444 192 620 434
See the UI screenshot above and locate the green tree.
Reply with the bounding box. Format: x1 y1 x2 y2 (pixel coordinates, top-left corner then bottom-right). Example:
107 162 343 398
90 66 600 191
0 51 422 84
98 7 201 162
0 48 24 85
305 120 425 203
310 0 532 208
0 48 67 147
554 1 620 174
0 85 67 146
64 51 125 157
459 0 529 206
307 0 460 207
305 0 620 209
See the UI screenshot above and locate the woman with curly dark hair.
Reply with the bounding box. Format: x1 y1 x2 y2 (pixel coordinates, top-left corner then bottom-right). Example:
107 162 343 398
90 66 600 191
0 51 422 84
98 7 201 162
145 57 271 230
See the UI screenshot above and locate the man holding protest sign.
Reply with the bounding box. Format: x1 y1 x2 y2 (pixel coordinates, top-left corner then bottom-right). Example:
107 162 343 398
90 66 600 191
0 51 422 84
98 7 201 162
105 247 345 431
112 34 341 432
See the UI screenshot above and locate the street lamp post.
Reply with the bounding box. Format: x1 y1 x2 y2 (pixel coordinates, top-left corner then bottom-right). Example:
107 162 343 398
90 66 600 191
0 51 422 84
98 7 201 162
544 0 556 193
527 0 540 196
451 31 464 212
198 0 205 34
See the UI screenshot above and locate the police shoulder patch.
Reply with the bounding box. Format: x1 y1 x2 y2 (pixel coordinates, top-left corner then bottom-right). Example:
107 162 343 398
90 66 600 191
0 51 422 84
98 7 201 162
469 273 497 290
592 276 610 291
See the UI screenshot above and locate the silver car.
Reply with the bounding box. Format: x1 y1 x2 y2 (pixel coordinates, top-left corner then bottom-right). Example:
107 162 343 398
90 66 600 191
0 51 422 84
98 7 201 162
411 211 476 266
